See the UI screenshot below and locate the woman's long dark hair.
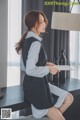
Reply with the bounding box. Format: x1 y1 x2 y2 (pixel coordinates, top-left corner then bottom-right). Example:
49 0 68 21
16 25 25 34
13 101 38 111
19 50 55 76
15 10 48 54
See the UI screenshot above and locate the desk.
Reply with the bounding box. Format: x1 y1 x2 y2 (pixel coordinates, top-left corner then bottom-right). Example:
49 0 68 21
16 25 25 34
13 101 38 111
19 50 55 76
0 85 28 113
0 78 80 117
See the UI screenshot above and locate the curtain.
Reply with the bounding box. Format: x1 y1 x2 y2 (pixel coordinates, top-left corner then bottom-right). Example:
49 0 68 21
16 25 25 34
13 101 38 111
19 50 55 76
20 0 70 83
43 0 70 80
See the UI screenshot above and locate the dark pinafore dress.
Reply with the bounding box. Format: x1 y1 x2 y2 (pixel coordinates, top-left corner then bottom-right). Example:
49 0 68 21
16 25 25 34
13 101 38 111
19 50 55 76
22 37 58 109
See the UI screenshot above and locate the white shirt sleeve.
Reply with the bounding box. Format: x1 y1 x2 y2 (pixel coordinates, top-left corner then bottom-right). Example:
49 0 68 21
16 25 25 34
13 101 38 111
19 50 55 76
25 41 49 77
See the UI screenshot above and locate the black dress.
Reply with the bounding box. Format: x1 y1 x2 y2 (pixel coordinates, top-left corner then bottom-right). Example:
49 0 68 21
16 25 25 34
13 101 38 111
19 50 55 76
22 37 58 109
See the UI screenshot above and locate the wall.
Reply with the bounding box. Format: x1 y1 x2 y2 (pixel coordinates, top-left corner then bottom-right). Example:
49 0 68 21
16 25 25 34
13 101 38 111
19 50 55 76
0 0 8 87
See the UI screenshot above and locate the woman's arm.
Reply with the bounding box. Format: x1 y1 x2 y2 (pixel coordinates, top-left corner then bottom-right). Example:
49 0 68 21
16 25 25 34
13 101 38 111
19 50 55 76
22 41 59 77
25 41 49 77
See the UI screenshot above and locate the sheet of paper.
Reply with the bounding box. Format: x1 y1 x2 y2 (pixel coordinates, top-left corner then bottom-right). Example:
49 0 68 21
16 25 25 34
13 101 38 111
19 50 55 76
55 65 73 71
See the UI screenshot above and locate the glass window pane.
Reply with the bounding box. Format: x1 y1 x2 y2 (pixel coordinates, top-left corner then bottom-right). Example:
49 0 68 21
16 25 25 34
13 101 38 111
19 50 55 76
70 0 80 79
7 0 22 86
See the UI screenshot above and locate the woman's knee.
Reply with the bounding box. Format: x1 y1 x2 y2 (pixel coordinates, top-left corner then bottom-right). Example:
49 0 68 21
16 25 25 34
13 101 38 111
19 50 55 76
47 107 65 120
66 93 74 105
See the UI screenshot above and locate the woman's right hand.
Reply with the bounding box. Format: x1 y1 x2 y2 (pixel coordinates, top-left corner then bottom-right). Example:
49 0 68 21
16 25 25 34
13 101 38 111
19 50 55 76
48 65 59 75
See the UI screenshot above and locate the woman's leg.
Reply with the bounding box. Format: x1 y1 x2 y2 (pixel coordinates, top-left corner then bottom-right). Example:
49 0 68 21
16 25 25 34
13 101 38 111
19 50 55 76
48 118 53 120
47 107 65 120
59 93 73 113
49 83 74 114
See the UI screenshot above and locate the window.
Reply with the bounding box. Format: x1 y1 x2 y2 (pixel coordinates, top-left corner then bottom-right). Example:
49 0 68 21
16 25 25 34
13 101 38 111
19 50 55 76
70 0 80 79
7 0 22 86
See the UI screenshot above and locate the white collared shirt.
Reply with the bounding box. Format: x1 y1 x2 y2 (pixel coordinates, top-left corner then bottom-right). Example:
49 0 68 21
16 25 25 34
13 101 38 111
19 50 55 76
20 31 49 77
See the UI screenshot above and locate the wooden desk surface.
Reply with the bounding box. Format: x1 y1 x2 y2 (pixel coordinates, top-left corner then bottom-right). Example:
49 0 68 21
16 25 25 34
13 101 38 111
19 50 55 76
0 78 80 112
58 78 80 91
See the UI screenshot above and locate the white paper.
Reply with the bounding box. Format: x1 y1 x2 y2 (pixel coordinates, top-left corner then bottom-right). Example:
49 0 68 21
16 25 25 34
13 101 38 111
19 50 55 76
55 65 73 71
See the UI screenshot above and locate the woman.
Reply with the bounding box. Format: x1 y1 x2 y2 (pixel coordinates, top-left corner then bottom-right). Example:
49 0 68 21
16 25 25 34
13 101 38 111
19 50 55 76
15 10 73 120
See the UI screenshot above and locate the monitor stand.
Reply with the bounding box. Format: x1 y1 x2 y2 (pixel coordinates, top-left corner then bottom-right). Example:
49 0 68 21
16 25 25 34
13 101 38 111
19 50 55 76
0 88 4 99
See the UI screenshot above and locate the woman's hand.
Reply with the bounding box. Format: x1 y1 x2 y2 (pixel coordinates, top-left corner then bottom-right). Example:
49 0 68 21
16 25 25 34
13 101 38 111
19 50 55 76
46 62 60 75
48 65 59 75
